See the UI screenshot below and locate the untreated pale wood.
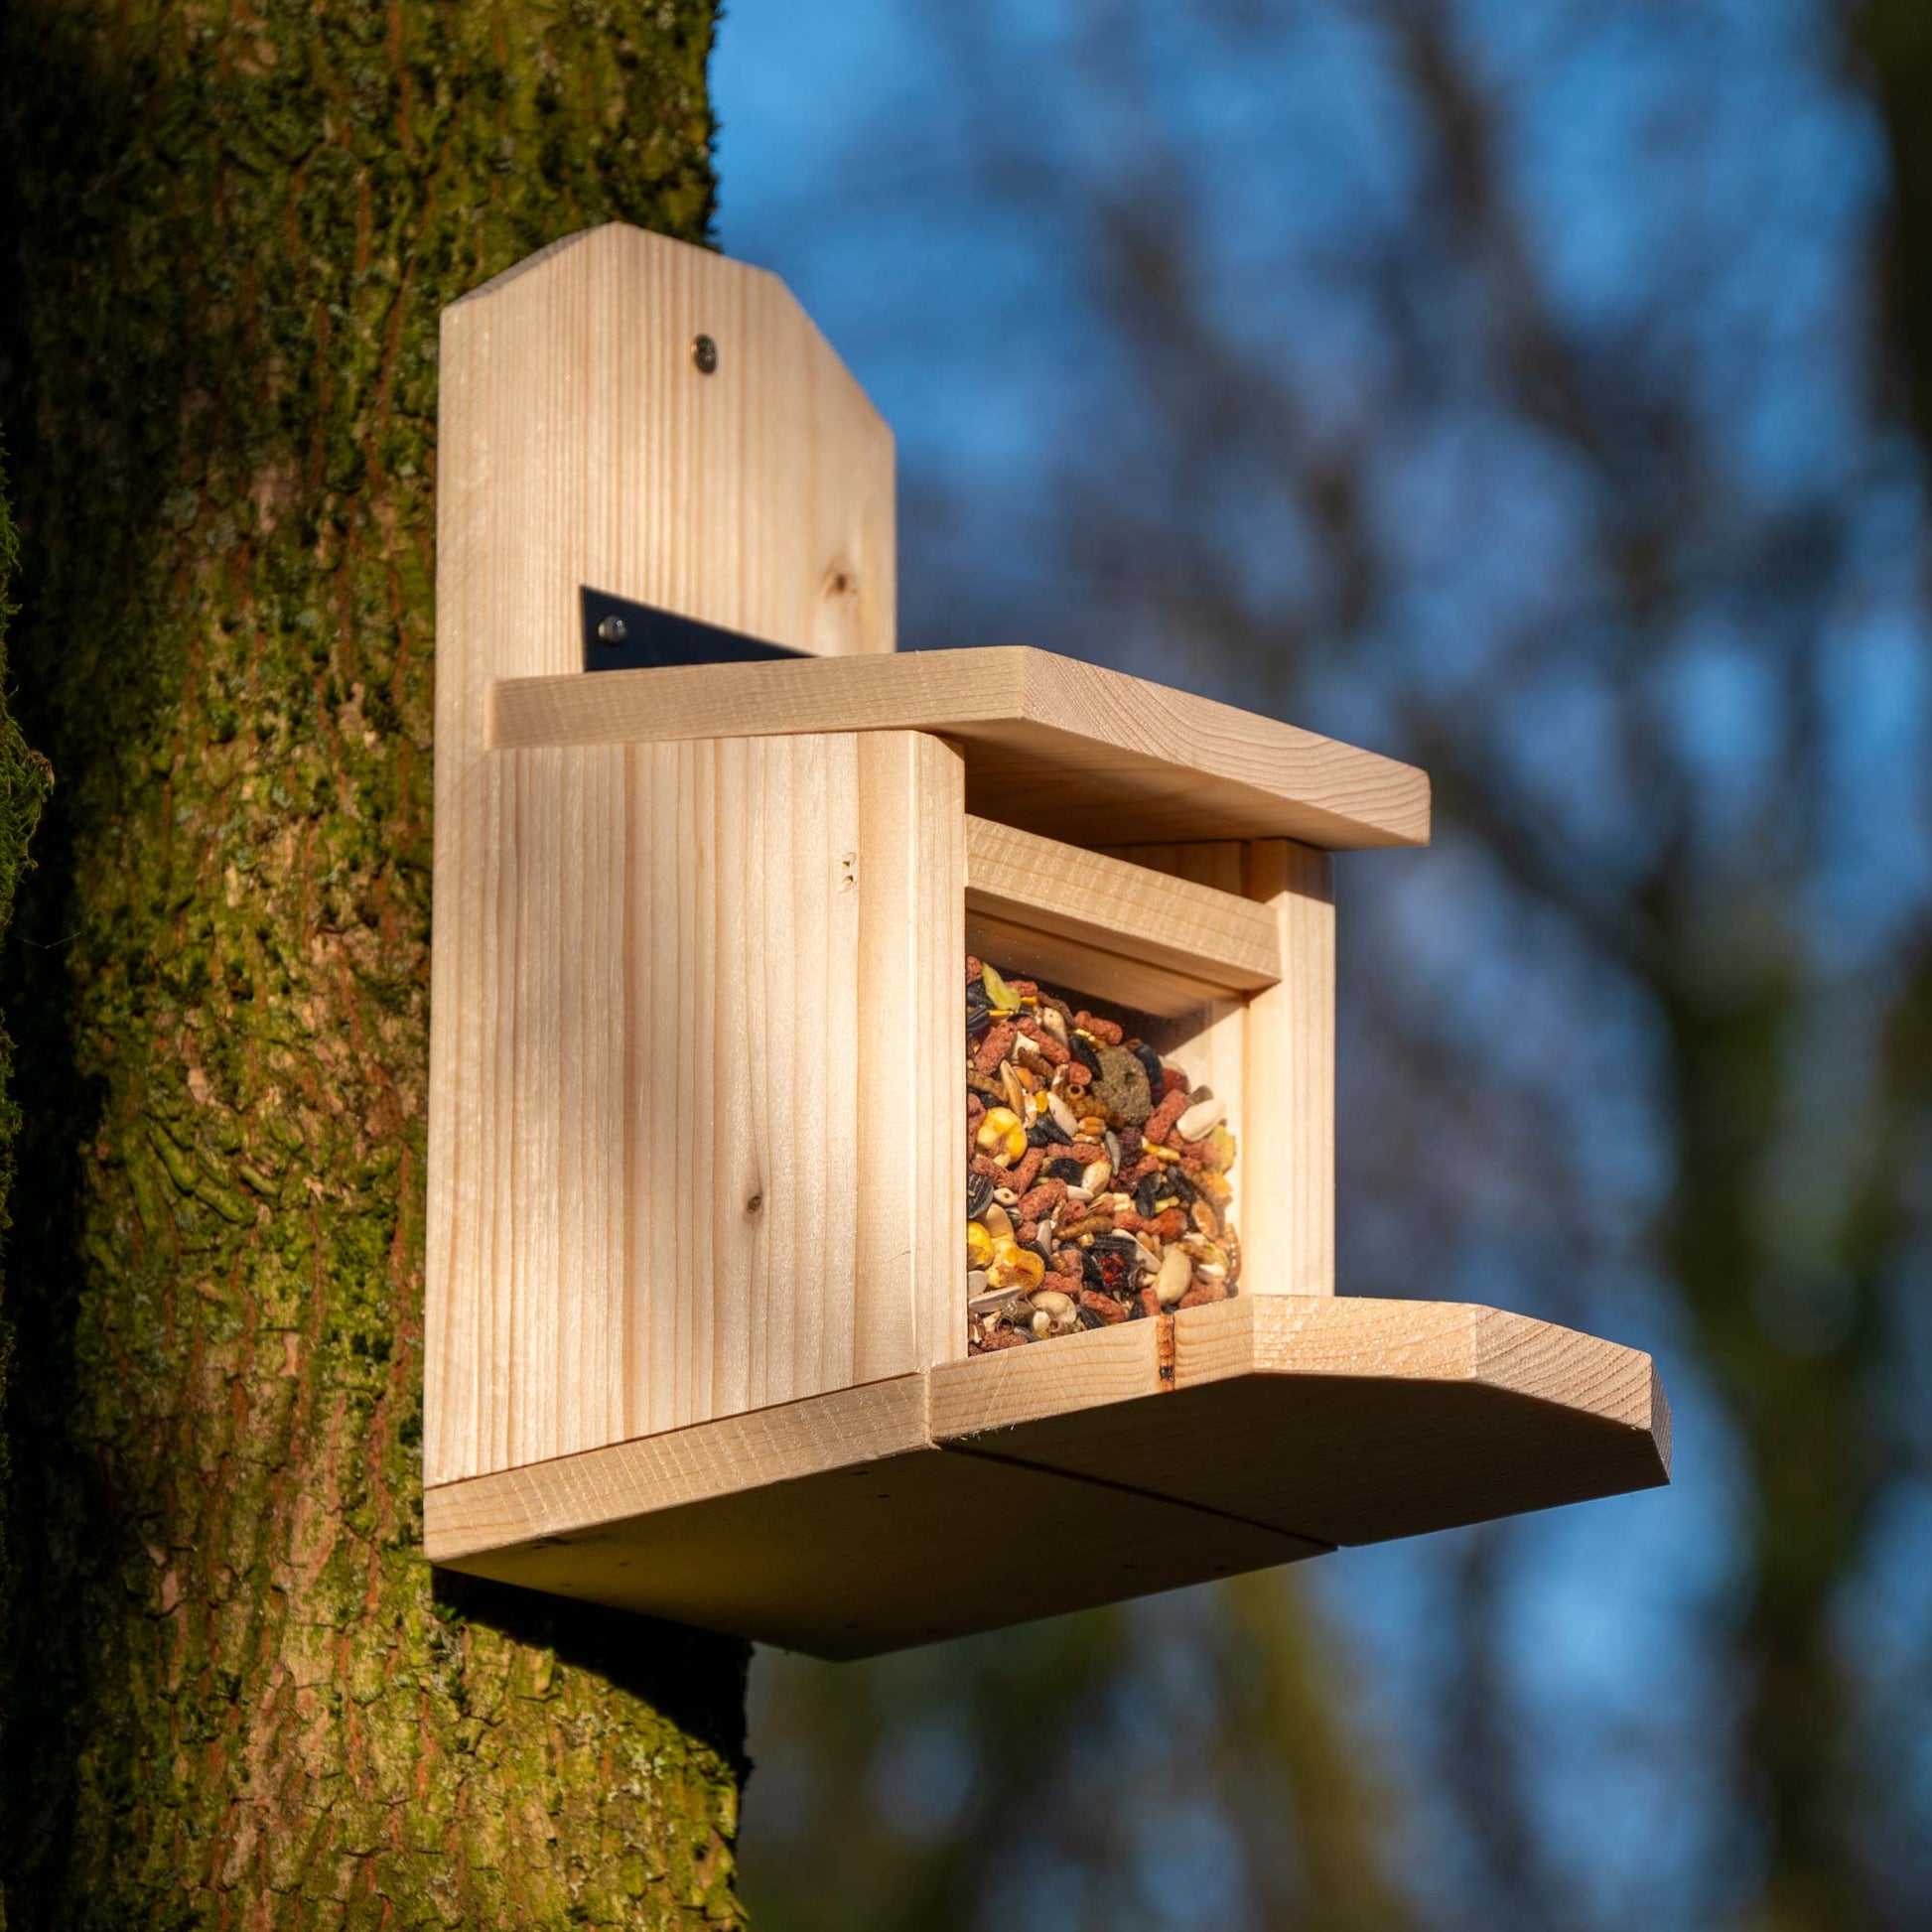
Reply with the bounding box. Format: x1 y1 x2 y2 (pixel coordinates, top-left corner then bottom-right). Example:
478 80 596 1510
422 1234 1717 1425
1108 840 1334 1296
439 222 895 694
965 814 1281 998
1249 842 1336 1297
424 1373 1321 1658
933 1298 1670 1547
490 646 1432 850
1161 1297 1669 1542
962 908 1244 1021
424 1293 1666 1656
425 731 963 1485
426 1375 935 1561
861 733 968 1374
431 227 901 1488
425 230 1666 1655
928 1319 1164 1441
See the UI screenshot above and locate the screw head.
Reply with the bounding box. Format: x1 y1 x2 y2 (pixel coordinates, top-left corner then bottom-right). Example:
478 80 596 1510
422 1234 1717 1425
692 333 719 375
596 615 628 646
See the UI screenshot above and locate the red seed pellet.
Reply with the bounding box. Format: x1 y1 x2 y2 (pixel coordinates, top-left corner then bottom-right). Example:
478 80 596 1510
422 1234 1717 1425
1145 1090 1187 1146
1019 1181 1067 1220
974 1021 1017 1076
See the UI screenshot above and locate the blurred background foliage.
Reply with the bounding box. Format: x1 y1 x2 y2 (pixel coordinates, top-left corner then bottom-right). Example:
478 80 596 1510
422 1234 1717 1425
713 3 1932 1926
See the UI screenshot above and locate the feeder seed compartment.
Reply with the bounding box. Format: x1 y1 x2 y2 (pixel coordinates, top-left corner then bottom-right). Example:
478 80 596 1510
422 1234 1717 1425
424 726 1326 1458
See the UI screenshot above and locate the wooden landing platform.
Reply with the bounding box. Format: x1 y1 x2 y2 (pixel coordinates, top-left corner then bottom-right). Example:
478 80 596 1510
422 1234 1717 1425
487 645 1432 850
424 1298 1669 1659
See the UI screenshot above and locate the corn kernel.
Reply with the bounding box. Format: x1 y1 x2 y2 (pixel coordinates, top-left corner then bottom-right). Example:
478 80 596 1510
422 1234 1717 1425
975 1106 1027 1166
987 1240 1045 1292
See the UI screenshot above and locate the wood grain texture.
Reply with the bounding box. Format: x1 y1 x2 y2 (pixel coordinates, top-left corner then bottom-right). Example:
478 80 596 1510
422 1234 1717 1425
425 1375 935 1560
441 222 895 693
424 1369 1319 1658
424 1292 1667 1656
928 1319 1163 1440
491 646 1432 850
1107 839 1334 1296
859 733 968 1373
1248 842 1336 1297
432 227 900 1488
962 909 1247 1022
1164 1297 1669 1542
965 815 1281 994
425 732 964 1484
417 227 1660 1661
932 1298 1670 1548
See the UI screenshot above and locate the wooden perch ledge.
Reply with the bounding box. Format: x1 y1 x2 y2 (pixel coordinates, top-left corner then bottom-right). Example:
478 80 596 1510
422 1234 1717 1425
425 1297 1669 1660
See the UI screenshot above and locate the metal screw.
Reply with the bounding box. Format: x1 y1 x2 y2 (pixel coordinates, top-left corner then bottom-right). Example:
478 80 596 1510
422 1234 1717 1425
692 333 719 375
596 614 628 646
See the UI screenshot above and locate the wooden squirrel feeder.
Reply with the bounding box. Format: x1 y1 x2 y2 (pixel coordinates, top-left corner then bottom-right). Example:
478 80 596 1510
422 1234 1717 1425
423 225 1670 1658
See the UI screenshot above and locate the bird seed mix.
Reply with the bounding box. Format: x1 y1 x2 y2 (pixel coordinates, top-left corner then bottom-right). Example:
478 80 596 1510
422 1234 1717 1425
966 955 1240 1351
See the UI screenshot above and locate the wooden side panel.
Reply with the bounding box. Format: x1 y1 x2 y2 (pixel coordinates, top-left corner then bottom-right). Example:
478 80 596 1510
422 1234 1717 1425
1245 841 1334 1297
1107 839 1334 1297
625 734 865 1439
856 732 967 1374
426 744 636 1487
426 730 959 1484
432 227 897 1486
515 747 632 1476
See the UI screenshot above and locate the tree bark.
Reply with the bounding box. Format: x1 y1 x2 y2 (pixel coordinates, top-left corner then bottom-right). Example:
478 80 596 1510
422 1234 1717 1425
0 5 747 1924
0 429 53 1932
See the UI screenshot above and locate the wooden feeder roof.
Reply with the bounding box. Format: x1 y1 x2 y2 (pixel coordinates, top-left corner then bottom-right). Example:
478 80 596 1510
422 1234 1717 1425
489 645 1432 851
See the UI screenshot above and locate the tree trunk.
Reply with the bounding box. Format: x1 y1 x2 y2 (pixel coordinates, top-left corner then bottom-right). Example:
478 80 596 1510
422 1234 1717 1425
0 5 747 1924
0 429 53 1932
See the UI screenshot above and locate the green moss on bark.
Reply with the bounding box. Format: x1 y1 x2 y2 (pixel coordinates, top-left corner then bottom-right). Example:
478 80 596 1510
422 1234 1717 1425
0 429 54 1932
0 5 744 1924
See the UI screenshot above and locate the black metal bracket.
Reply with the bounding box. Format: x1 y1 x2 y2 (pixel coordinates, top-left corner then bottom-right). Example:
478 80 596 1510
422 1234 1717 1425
580 587 810 673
